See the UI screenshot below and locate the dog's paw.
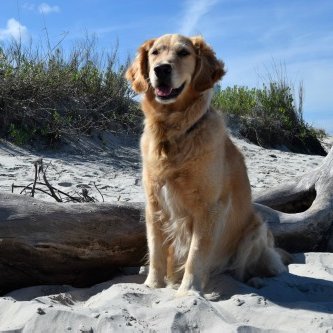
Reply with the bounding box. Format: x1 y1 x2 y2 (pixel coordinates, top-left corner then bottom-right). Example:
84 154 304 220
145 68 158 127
204 291 222 301
247 277 266 289
175 288 201 298
144 275 165 289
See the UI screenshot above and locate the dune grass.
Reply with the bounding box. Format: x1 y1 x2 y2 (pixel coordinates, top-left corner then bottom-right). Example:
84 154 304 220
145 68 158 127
212 72 326 154
0 38 326 153
0 36 141 146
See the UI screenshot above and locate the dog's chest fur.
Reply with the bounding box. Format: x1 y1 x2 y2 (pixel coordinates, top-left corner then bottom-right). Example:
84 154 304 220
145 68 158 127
159 180 193 265
144 133 201 264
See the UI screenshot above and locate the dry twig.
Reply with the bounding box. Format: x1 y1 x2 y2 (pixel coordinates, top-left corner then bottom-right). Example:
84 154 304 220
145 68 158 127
12 159 104 203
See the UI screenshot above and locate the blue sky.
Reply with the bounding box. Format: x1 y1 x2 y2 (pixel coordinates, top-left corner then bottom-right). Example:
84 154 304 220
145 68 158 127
1 0 332 133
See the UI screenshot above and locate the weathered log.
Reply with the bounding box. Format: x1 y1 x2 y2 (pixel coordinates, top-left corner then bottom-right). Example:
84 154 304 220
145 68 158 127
0 147 332 293
0 193 146 294
254 146 333 252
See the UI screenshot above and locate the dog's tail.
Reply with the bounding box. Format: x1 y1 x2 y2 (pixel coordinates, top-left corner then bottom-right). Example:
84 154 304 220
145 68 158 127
276 247 293 265
267 229 293 265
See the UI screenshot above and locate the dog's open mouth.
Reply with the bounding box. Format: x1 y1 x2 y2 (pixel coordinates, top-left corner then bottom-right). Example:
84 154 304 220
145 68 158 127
155 82 185 100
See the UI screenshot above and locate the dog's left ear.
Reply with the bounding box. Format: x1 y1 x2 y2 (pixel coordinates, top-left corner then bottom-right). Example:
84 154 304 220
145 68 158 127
125 38 156 93
190 36 226 92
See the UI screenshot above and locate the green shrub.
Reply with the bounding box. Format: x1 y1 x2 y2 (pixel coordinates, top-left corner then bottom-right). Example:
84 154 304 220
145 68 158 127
213 77 326 155
8 123 35 145
213 86 257 116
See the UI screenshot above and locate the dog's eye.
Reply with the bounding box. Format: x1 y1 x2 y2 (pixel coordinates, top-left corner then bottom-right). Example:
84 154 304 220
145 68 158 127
177 49 190 57
151 49 159 56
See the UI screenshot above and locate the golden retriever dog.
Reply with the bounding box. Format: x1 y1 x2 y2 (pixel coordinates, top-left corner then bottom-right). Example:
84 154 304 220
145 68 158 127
126 34 288 296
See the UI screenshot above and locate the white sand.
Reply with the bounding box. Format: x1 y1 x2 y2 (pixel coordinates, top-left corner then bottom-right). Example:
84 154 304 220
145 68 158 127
0 132 332 332
0 133 144 203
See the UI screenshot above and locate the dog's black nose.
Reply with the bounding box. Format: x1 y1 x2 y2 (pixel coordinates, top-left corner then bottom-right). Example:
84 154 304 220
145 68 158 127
154 64 172 79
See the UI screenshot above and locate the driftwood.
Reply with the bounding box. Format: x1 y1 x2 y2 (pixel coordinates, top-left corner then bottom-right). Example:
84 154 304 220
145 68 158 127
254 146 333 252
0 147 332 293
0 193 146 294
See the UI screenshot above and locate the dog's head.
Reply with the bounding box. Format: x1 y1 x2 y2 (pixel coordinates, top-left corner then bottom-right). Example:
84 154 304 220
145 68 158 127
126 34 225 104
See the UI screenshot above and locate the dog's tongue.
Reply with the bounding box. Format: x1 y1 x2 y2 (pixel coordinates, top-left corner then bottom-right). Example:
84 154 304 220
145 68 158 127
156 86 172 97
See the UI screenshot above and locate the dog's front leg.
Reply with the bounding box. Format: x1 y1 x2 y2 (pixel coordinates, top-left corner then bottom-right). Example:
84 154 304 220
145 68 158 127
144 201 168 288
176 210 218 297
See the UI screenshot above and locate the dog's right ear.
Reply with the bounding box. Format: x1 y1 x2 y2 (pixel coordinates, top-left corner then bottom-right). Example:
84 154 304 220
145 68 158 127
125 39 155 93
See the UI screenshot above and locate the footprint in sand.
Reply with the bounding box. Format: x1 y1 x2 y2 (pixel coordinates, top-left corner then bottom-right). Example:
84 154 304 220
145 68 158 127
58 182 73 187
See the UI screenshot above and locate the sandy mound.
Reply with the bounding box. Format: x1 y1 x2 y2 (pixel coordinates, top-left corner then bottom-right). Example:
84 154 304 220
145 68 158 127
0 253 332 332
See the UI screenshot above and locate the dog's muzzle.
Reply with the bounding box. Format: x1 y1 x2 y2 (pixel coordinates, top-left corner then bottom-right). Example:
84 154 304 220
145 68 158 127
153 64 185 101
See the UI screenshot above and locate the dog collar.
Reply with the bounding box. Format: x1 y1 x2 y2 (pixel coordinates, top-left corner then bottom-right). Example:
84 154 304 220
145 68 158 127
186 108 209 134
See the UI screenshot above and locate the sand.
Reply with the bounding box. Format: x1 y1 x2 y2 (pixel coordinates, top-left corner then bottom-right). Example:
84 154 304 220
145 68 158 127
0 132 332 332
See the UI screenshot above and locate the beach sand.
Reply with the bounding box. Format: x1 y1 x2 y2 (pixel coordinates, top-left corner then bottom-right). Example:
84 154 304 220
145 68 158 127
0 132 332 332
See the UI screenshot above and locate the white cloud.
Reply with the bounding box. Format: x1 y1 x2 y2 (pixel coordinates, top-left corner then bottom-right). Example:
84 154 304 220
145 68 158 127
0 18 29 42
38 3 60 14
179 0 219 35
22 2 36 11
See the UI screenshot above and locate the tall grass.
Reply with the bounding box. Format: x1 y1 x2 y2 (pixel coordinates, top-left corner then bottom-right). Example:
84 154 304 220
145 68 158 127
213 83 305 130
0 36 140 145
213 69 326 154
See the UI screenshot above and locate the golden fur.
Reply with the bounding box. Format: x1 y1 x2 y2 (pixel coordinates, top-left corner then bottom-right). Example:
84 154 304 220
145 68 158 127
126 34 288 296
